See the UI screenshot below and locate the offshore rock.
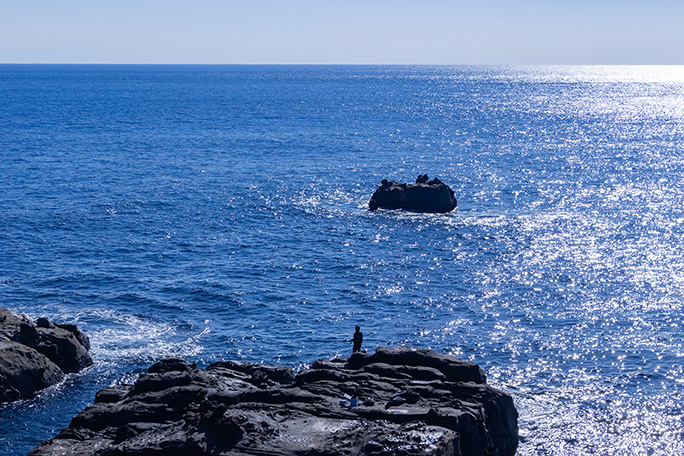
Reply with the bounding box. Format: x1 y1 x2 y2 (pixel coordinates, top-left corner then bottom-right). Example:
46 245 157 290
0 308 92 403
30 347 518 456
369 175 457 213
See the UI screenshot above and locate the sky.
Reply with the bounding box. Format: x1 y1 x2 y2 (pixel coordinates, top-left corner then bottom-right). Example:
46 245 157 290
1 0 683 64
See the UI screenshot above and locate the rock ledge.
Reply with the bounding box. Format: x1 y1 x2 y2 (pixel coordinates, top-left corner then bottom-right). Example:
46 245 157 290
30 346 517 456
0 308 92 403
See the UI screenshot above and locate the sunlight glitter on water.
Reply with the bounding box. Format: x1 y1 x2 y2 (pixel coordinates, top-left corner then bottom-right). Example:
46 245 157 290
3 65 684 455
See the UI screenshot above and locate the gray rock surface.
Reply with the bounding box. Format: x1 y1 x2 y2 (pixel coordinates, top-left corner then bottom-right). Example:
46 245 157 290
369 175 458 213
30 347 518 456
0 308 92 403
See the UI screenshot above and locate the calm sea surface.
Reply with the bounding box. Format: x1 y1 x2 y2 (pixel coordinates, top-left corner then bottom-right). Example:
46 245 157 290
1 64 684 455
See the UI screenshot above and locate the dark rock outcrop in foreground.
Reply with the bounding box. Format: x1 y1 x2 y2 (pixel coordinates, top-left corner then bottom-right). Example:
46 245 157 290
31 347 518 456
369 175 458 213
0 308 92 403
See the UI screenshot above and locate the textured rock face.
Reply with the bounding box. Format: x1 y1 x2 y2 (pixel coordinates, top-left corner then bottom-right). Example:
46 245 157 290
30 347 518 456
369 175 458 213
0 308 92 403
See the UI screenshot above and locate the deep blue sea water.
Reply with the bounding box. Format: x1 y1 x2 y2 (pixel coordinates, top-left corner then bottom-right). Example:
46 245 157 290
2 64 684 455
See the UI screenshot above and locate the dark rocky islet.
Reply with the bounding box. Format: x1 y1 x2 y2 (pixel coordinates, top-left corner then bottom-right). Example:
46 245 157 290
369 175 458 213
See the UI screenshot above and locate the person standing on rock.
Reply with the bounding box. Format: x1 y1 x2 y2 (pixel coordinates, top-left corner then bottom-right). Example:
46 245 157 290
351 326 363 353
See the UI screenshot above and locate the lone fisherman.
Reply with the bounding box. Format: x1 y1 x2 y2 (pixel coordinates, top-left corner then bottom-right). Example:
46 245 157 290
351 326 363 353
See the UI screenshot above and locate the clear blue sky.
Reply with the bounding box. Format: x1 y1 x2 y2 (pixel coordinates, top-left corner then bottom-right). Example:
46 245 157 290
1 0 683 64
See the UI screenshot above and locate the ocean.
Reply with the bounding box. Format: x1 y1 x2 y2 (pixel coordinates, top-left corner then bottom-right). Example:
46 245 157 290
1 64 684 455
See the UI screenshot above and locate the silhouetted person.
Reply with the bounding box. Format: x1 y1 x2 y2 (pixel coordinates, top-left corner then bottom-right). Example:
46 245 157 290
351 326 363 353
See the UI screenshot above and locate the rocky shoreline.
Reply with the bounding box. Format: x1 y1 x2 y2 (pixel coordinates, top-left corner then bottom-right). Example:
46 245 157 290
0 308 92 403
30 346 518 456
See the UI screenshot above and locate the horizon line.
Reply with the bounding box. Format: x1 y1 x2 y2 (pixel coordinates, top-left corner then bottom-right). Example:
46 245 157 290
2 62 683 66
